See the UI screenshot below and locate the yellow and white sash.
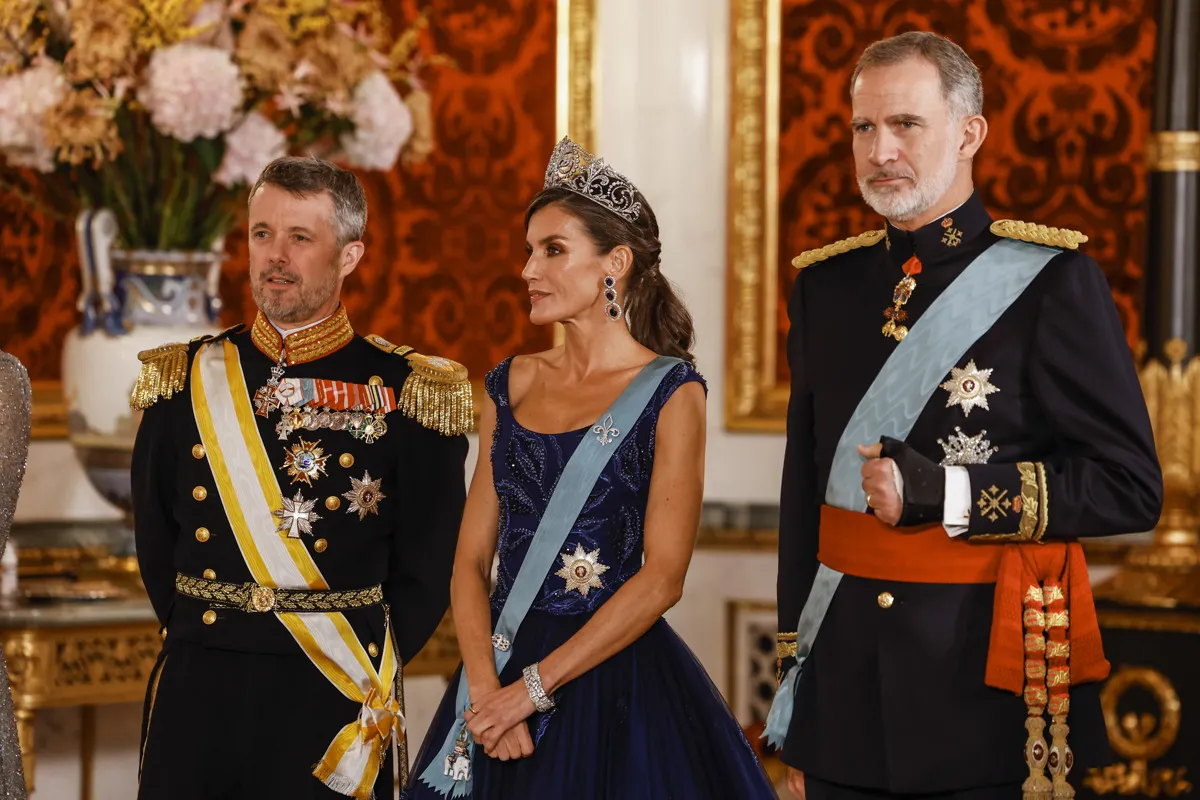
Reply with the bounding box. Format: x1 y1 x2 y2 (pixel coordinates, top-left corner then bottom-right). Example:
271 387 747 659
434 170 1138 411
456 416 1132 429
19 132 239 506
191 340 402 798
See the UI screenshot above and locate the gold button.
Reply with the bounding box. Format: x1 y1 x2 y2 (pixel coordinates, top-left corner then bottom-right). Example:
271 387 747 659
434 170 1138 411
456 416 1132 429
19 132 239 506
314 538 328 553
195 527 211 542
877 592 894 609
367 642 379 658
202 569 216 580
193 485 208 501
368 375 384 387
325 496 341 511
339 453 354 469
192 444 206 459
202 610 217 625
160 628 167 641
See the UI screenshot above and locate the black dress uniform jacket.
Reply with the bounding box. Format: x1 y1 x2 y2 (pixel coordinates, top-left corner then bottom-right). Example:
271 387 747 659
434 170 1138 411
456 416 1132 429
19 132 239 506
131 306 468 798
776 192 1162 794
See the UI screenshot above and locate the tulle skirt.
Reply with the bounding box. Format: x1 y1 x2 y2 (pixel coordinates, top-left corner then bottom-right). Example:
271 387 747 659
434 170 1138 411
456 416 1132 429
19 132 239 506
402 609 776 800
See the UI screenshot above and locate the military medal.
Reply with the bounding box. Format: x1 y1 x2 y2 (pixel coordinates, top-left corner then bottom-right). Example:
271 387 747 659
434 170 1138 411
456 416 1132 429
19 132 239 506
254 350 288 417
342 471 386 520
938 427 999 466
940 359 999 417
281 438 329 486
882 255 921 342
443 727 472 782
555 544 609 597
274 489 322 538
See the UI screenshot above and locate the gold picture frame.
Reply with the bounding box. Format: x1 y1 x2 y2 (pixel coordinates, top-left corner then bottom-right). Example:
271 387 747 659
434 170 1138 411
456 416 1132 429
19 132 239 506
29 2 598 439
725 0 786 432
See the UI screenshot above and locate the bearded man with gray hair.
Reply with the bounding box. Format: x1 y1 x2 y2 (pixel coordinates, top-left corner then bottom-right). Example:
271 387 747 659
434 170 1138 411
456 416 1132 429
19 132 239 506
766 31 1162 800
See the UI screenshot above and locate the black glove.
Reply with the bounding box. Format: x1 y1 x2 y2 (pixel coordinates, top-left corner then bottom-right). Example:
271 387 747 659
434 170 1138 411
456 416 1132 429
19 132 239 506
879 436 945 527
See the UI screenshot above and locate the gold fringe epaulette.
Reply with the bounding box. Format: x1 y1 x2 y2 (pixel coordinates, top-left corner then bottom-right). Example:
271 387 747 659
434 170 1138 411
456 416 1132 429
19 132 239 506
365 333 414 357
130 342 189 410
396 351 473 436
792 229 886 269
990 220 1088 250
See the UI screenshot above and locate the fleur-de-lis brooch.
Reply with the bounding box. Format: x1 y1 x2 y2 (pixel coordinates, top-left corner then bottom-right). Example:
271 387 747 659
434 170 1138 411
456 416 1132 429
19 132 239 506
592 414 620 445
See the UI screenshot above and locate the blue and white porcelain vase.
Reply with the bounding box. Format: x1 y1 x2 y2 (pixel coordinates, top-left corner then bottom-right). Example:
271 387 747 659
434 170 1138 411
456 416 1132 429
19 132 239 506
61 208 225 515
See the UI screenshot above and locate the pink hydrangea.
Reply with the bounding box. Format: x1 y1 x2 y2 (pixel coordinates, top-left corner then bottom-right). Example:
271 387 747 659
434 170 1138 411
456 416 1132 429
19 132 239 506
140 43 242 142
0 59 68 172
339 71 412 171
213 111 286 187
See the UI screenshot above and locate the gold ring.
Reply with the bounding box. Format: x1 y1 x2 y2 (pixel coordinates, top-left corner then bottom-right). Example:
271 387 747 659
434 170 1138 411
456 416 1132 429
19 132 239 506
467 703 478 714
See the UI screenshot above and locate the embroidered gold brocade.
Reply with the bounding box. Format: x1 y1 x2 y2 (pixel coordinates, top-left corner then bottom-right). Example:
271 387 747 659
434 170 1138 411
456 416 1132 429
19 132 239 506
970 462 1048 543
991 220 1089 251
175 573 382 612
130 342 189 410
791 229 886 269
1046 641 1070 659
251 306 355 365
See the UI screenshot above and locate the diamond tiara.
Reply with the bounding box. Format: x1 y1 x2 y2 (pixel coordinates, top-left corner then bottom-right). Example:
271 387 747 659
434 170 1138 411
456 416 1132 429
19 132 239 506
542 136 643 223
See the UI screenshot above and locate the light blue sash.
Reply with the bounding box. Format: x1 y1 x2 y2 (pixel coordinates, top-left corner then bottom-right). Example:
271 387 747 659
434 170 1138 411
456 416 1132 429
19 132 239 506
420 355 684 796
762 238 1060 749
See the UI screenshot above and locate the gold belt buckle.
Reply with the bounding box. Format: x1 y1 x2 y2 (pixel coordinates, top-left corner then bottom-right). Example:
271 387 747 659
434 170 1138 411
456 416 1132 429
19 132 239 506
247 584 277 613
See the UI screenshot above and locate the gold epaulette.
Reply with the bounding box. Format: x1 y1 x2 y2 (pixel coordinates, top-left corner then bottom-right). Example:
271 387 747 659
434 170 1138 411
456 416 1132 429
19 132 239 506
394 350 473 436
130 342 189 410
990 220 1088 250
791 229 887 269
365 333 414 357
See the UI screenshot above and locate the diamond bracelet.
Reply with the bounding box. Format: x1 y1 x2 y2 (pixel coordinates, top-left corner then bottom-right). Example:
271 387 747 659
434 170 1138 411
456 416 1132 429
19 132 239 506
522 663 556 713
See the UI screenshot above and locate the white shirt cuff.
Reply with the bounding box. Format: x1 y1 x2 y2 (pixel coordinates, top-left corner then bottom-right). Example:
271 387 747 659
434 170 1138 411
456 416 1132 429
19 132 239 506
944 466 971 537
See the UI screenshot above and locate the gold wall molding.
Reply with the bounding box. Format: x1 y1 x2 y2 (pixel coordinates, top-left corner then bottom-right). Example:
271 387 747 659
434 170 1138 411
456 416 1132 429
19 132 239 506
557 0 597 152
1146 130 1200 172
725 0 788 431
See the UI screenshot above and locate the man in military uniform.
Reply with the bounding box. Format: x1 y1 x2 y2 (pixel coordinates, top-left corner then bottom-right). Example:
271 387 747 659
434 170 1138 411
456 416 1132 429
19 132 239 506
131 156 471 799
768 32 1163 800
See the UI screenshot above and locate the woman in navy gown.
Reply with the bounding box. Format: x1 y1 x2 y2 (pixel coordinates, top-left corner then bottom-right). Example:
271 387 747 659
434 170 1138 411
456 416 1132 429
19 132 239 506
402 137 776 800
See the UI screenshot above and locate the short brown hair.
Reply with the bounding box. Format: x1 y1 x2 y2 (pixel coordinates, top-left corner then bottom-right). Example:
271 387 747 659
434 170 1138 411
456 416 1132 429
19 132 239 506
249 156 367 248
851 32 983 119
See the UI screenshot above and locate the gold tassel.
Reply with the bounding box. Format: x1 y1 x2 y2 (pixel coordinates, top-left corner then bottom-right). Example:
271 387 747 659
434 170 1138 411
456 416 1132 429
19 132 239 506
398 352 473 436
1023 583 1052 800
130 343 189 410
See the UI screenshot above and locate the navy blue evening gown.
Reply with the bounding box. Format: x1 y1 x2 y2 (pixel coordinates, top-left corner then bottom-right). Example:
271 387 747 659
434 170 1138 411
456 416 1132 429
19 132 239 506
402 357 776 800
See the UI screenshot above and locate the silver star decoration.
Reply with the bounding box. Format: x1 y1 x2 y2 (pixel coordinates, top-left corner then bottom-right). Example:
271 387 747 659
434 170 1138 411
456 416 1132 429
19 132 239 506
342 471 387 521
938 427 1000 466
274 490 322 538
554 544 609 597
940 359 999 417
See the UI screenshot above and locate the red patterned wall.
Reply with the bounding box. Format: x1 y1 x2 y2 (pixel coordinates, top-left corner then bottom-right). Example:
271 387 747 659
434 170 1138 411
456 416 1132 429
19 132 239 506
0 0 556 383
775 0 1157 382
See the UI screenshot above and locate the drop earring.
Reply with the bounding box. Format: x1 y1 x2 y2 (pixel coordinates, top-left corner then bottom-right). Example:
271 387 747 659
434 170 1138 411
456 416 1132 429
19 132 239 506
603 275 623 322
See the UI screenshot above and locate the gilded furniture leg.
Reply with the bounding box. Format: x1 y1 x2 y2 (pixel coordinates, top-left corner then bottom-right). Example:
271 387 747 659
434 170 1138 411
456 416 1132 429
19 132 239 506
15 706 34 794
80 705 94 800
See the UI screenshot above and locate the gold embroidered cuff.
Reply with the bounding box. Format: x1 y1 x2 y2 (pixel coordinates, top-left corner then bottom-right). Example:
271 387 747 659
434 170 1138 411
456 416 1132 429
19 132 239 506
969 462 1048 543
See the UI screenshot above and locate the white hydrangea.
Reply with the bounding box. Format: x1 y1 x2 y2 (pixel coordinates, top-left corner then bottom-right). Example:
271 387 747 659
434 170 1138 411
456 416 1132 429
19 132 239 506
0 59 68 172
213 111 287 187
139 43 242 142
339 71 412 171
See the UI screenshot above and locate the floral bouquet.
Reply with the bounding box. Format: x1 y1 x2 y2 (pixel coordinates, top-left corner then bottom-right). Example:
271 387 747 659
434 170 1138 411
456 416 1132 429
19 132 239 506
0 0 443 251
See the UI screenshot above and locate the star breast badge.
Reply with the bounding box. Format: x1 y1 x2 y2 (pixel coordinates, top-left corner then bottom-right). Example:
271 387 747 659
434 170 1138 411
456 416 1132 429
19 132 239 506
940 359 999 417
555 544 610 597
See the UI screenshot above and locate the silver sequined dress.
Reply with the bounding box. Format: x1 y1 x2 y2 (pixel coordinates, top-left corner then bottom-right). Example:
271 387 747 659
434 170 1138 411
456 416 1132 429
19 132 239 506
0 352 30 798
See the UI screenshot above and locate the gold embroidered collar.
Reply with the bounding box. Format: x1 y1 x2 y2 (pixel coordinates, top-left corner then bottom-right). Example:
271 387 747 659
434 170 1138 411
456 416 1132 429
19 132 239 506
251 305 355 365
